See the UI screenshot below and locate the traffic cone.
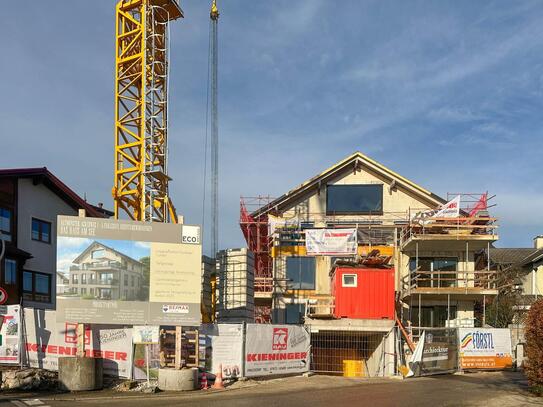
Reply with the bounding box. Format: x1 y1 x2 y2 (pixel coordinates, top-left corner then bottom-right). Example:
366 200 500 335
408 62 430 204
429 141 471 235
212 364 225 389
200 371 208 390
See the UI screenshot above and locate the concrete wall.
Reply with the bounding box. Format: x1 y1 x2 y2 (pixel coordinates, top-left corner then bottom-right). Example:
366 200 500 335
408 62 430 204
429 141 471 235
17 178 79 309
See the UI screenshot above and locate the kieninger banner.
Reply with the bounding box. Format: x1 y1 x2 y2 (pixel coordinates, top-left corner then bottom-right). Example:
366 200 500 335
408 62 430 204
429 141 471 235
305 228 357 256
244 324 310 377
22 308 133 378
0 305 21 365
459 328 513 370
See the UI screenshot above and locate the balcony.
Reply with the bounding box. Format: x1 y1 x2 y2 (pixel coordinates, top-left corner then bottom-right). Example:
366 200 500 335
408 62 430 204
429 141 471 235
400 216 498 251
70 260 124 272
402 269 498 298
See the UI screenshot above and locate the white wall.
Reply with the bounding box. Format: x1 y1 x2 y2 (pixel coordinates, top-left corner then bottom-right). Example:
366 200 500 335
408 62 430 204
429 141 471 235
17 178 79 309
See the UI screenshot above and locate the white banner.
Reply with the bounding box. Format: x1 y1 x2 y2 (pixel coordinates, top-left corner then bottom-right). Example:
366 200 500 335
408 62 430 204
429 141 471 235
0 305 21 365
244 324 310 377
305 228 357 256
22 308 133 378
210 324 244 379
268 215 299 236
459 328 513 369
434 196 460 218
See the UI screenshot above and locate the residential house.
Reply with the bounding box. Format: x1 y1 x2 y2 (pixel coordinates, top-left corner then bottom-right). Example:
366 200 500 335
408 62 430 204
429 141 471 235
65 241 145 301
0 167 110 309
240 152 498 375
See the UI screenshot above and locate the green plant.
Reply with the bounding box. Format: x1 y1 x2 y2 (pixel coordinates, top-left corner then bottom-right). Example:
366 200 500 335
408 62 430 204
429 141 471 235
525 299 543 395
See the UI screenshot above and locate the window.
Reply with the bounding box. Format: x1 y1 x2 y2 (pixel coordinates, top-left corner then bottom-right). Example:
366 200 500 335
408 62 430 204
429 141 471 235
81 273 87 284
286 303 306 324
0 207 12 242
342 273 357 287
131 275 135 287
72 274 78 284
409 257 458 288
91 249 105 259
81 287 87 295
411 306 457 328
286 257 316 290
124 274 128 286
23 271 52 303
4 258 17 285
31 218 51 243
326 184 383 215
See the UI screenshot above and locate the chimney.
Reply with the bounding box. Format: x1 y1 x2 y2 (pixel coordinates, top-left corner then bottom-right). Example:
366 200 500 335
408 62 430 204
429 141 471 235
534 235 543 249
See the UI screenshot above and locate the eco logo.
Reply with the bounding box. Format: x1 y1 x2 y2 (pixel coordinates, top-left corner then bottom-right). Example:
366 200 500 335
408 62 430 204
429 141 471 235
272 328 288 350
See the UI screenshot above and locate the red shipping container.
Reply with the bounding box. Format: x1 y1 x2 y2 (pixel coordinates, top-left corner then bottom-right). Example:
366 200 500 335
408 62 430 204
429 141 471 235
331 267 395 320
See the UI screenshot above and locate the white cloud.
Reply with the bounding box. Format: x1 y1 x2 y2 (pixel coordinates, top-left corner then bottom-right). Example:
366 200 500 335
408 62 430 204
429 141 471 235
57 237 92 250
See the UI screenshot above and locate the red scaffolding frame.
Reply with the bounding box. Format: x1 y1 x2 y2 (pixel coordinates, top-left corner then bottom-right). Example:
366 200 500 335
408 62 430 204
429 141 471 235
240 196 274 323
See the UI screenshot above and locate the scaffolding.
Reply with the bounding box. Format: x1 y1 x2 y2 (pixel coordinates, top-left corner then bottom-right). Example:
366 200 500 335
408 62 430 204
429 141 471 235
240 196 275 323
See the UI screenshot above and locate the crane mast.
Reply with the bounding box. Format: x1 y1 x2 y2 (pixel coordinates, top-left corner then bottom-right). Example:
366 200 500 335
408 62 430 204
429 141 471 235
210 0 219 254
113 0 183 223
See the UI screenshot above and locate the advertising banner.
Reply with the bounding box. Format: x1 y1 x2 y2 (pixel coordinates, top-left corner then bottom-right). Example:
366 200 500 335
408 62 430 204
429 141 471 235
407 329 458 377
210 324 244 379
56 215 202 326
305 229 357 256
459 328 513 369
133 326 160 345
0 305 21 365
244 324 310 377
23 308 133 378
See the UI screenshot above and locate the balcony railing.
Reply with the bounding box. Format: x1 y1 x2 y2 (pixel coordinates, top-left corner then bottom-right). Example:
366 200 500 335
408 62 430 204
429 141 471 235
402 269 497 293
400 216 498 246
70 261 124 271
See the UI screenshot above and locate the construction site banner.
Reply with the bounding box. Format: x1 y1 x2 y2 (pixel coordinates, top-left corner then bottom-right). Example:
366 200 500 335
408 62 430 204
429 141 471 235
208 324 244 379
305 229 357 256
55 215 201 326
459 328 513 369
244 324 310 377
408 329 458 376
0 305 21 365
22 308 133 378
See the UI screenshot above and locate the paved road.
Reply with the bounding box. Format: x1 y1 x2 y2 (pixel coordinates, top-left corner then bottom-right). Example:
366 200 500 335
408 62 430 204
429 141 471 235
2 371 541 407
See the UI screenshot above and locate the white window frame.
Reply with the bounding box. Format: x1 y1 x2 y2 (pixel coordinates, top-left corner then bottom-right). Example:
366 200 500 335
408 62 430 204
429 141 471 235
342 273 357 287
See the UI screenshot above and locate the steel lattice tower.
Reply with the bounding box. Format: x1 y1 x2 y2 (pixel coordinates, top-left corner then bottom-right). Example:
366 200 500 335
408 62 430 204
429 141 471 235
113 0 183 222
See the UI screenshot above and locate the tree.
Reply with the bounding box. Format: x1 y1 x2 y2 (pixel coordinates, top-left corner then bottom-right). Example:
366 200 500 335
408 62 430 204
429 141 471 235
484 293 518 328
525 299 543 395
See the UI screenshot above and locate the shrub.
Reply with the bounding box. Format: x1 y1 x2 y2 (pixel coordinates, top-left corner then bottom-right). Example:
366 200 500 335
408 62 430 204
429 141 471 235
525 299 543 395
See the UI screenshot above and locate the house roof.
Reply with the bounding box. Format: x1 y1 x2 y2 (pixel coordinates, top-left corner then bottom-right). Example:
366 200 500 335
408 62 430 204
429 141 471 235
488 248 539 266
72 241 143 265
0 167 112 218
251 151 447 217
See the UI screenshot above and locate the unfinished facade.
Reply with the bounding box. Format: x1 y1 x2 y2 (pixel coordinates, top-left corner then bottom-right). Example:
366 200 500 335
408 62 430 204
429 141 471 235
240 151 497 375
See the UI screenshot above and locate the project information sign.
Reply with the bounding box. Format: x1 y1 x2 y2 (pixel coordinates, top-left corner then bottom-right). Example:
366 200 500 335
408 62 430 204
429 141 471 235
56 216 201 325
459 328 513 369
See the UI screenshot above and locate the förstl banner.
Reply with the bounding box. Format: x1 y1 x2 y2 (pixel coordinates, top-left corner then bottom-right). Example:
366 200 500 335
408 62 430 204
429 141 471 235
244 324 310 377
305 228 357 256
459 328 513 369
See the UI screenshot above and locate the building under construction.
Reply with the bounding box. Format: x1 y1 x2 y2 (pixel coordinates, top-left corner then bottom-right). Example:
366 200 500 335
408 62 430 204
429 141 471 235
240 151 498 375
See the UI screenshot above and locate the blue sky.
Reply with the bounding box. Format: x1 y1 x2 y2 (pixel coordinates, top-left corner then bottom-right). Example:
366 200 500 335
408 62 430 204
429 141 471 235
2 1 542 252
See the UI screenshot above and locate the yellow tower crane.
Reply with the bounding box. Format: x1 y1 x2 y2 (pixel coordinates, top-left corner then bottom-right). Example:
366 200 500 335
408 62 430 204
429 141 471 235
113 0 183 223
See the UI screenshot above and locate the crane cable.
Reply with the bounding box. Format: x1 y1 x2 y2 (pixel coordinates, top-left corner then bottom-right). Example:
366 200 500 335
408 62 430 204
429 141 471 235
201 18 213 245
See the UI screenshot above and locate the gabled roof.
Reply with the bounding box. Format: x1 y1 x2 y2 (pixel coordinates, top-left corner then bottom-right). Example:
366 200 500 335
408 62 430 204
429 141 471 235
72 241 143 265
252 151 446 217
0 167 112 218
